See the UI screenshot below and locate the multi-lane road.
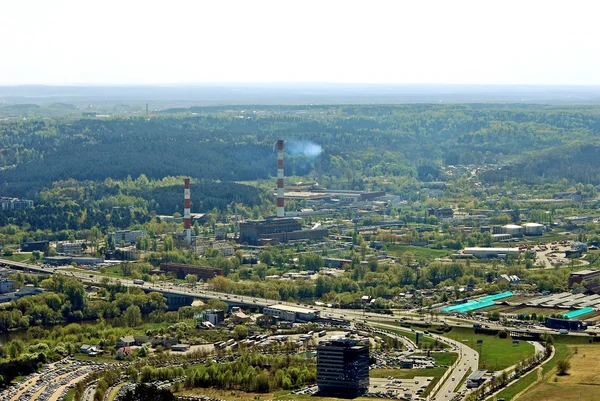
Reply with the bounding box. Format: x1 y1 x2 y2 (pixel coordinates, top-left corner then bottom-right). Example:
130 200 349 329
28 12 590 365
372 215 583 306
0 257 556 400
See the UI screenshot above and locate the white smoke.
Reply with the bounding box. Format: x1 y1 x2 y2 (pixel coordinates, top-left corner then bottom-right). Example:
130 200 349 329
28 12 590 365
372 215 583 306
286 140 322 158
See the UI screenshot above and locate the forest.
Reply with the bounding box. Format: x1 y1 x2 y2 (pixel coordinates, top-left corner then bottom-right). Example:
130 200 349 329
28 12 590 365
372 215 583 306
2 104 600 201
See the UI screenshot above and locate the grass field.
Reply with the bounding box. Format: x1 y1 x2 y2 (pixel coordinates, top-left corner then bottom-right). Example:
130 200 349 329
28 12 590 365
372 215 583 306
441 327 535 371
416 352 458 366
385 245 451 259
1 253 33 262
519 343 600 401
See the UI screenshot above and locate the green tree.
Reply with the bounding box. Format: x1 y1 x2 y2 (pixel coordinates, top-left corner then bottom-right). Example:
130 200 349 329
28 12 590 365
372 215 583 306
124 305 142 327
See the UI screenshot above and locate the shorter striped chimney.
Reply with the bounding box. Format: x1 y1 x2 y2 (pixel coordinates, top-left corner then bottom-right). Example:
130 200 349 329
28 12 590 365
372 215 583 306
184 178 192 245
276 140 285 218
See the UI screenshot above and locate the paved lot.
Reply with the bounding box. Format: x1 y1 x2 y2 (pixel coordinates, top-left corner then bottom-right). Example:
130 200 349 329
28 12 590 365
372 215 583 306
369 376 433 398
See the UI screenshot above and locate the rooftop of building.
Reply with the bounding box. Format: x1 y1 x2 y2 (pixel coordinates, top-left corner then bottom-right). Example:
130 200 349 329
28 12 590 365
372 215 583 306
265 304 315 314
571 269 599 276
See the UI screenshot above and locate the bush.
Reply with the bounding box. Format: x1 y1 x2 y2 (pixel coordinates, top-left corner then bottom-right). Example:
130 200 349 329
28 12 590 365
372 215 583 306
557 359 571 375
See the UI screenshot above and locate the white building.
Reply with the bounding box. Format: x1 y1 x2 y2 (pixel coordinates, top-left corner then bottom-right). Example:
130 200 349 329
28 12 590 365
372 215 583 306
263 304 319 322
501 224 523 237
56 242 83 255
463 247 520 259
523 223 544 236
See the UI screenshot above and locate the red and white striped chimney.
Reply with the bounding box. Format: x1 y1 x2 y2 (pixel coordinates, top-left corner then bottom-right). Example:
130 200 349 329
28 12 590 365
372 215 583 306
184 178 192 245
276 139 285 218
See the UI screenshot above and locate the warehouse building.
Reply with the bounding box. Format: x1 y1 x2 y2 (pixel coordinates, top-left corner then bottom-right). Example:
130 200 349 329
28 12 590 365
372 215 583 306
263 304 319 322
317 339 370 397
463 247 520 259
569 270 600 287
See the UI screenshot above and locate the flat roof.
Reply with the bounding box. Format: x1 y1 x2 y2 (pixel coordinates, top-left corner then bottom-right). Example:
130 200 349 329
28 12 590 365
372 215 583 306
463 247 519 252
468 370 487 381
571 270 599 276
265 304 315 314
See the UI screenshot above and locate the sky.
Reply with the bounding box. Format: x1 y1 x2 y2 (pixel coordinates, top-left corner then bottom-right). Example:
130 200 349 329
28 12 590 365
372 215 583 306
1 0 599 85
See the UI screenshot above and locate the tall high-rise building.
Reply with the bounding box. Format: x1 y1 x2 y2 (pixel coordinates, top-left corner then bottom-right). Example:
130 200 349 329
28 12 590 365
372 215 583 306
317 339 370 397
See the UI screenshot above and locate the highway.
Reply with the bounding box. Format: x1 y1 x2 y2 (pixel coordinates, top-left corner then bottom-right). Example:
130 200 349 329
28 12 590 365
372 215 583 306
0 257 564 400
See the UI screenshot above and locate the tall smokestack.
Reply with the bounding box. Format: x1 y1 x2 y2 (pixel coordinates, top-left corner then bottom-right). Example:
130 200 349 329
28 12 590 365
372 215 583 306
184 178 192 245
277 140 285 218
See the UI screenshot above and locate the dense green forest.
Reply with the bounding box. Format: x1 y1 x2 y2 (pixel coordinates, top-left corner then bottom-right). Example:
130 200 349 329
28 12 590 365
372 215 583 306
3 104 600 200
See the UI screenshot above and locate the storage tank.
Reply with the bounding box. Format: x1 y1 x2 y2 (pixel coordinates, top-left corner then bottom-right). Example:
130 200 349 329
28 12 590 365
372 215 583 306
523 222 544 236
501 224 523 237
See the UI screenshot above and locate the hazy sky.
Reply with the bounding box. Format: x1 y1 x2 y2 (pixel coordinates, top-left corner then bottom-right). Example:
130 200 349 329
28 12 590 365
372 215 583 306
1 0 598 85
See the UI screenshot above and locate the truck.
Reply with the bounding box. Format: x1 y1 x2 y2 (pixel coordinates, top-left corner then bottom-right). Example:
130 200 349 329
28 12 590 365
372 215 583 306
133 279 144 285
318 330 327 337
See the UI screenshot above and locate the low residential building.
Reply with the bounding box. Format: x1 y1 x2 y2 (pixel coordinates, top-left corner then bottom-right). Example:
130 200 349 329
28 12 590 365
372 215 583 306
231 311 251 324
116 335 135 348
80 344 98 356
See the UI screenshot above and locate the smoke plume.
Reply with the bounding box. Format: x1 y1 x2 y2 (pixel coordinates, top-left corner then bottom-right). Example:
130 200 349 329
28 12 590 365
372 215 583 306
286 140 322 158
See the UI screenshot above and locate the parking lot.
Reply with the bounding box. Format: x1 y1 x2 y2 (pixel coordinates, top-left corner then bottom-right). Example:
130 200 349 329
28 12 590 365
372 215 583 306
369 376 433 399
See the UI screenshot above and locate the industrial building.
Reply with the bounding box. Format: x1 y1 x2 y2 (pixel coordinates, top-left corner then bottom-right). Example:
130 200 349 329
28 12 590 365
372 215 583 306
0 197 33 211
158 263 223 280
462 247 520 259
109 230 147 245
523 222 544 236
20 241 49 252
263 304 319 322
238 140 328 245
317 339 370 397
545 317 587 331
239 217 328 245
501 224 524 237
569 270 600 287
